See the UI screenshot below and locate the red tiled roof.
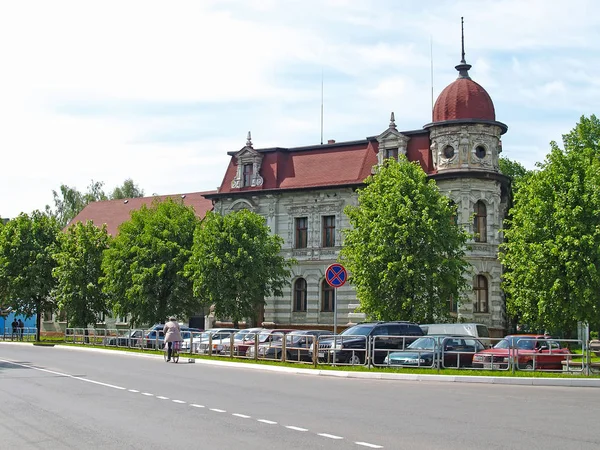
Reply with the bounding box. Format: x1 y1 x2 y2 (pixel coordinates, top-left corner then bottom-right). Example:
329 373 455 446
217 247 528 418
433 77 495 122
216 133 433 195
68 191 216 236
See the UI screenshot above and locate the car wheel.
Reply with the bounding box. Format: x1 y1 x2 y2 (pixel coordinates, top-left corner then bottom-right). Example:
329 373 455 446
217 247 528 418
348 354 362 365
522 361 534 370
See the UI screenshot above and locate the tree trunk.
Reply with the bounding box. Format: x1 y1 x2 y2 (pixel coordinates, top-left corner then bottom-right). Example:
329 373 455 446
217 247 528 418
35 298 41 342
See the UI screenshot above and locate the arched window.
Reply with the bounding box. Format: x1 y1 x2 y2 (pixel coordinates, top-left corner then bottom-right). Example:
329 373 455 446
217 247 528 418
293 278 307 312
473 275 488 313
473 201 487 242
321 280 334 312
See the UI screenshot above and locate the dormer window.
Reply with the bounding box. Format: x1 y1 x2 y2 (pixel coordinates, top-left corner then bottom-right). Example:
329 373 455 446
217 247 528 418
385 148 398 160
243 164 253 187
374 112 410 170
231 132 264 189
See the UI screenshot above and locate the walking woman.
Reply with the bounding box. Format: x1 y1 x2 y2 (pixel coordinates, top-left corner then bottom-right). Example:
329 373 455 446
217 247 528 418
163 317 182 362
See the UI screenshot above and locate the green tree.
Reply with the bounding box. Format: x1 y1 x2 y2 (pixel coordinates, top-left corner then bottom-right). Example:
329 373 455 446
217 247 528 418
101 198 199 326
340 157 471 323
501 115 600 334
52 221 112 327
110 178 145 199
45 180 108 227
499 157 532 198
187 209 293 328
0 211 61 340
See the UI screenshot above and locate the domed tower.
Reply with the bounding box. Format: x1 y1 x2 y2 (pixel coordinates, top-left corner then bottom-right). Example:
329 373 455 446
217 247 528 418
425 19 510 334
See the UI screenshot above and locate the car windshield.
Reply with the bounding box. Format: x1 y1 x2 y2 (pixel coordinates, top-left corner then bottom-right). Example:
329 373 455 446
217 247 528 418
340 325 373 336
494 337 536 349
407 337 436 350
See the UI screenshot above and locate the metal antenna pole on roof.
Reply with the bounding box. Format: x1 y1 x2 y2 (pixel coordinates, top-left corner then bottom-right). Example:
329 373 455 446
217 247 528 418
320 68 324 145
430 35 434 119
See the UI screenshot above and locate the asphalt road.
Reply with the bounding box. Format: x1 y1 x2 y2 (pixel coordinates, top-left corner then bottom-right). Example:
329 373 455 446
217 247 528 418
0 343 598 450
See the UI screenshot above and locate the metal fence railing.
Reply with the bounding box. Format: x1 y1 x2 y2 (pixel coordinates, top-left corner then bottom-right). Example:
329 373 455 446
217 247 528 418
61 328 600 376
1 327 37 342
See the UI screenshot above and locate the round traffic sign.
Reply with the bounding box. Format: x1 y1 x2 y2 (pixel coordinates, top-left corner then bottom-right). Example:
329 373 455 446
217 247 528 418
325 263 347 288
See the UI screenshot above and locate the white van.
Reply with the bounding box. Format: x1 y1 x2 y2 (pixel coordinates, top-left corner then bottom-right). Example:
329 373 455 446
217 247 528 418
420 323 491 347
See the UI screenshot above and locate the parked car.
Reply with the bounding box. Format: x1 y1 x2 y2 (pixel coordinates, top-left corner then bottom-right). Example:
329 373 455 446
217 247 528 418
383 335 485 368
471 335 570 370
420 323 491 347
104 329 145 347
259 330 332 361
196 328 239 354
179 331 205 352
246 332 286 359
241 329 295 358
220 328 266 356
314 321 424 365
144 324 202 349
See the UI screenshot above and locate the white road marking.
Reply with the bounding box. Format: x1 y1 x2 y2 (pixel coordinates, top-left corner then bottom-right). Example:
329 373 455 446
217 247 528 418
318 433 343 440
0 358 376 446
0 358 126 390
285 426 308 432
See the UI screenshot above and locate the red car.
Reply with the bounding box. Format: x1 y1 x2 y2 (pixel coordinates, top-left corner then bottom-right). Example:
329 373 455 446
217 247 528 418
472 334 570 370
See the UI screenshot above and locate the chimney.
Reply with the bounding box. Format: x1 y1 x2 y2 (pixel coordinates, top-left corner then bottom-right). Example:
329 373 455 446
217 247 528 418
327 139 336 144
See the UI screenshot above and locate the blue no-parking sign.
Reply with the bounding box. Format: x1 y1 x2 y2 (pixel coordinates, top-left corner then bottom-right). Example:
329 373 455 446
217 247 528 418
325 263 347 288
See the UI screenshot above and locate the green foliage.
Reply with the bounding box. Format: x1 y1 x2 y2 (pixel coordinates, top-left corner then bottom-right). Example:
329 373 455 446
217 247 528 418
499 156 532 198
501 115 600 333
45 179 145 227
340 157 470 323
101 198 199 326
187 209 293 327
52 221 112 327
0 211 61 340
110 178 145 200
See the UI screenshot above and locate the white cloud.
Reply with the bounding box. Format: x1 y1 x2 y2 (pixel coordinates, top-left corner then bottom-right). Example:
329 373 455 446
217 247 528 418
1 0 600 217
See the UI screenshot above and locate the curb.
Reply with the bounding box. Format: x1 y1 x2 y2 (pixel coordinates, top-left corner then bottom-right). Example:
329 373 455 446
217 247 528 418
6 342 600 388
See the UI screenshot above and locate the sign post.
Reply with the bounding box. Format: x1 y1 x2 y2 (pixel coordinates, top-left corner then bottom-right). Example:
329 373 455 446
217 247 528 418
325 263 348 336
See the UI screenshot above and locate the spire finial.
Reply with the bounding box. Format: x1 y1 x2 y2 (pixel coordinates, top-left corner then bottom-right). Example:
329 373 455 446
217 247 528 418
246 131 253 148
455 16 472 79
389 112 397 130
461 16 465 63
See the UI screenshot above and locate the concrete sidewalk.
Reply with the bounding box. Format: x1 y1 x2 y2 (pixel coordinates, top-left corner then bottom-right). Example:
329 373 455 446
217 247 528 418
6 342 600 388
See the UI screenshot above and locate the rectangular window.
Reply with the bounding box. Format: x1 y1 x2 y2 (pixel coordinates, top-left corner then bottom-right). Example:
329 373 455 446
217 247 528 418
243 163 253 187
97 311 106 323
448 296 458 314
57 309 67 322
322 215 335 247
43 309 53 322
385 148 398 160
295 217 308 248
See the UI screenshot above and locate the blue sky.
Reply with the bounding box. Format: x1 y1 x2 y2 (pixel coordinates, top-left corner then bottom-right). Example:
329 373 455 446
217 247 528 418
1 0 599 218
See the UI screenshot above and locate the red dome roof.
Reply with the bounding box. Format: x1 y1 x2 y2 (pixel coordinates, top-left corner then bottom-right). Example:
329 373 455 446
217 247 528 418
433 77 495 122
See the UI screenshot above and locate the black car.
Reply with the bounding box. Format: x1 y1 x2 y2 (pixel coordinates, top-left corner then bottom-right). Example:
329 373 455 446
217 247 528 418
315 321 424 365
